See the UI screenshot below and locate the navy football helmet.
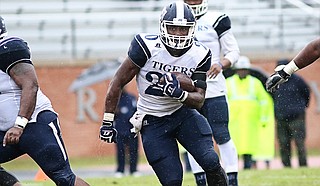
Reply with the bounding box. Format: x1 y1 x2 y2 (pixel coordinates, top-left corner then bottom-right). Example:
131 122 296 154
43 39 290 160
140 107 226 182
159 1 196 50
0 16 7 39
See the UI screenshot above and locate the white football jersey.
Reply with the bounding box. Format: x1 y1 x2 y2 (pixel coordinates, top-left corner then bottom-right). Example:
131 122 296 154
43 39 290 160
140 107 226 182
128 33 211 117
0 37 55 131
195 12 240 98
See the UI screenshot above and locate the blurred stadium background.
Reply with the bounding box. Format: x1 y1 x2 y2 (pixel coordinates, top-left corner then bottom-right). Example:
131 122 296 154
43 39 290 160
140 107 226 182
1 0 320 159
1 0 319 64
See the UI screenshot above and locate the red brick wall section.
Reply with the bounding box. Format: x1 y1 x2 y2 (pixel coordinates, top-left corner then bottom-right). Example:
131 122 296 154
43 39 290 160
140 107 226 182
36 58 320 158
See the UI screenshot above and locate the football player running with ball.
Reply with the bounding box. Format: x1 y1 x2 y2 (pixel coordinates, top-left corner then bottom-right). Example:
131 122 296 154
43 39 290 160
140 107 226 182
183 0 240 185
99 2 228 186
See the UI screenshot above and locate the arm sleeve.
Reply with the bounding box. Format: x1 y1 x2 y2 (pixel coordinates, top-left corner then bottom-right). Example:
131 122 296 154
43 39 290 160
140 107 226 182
128 34 150 68
0 38 32 73
213 14 231 37
214 14 240 66
192 50 212 82
220 31 240 66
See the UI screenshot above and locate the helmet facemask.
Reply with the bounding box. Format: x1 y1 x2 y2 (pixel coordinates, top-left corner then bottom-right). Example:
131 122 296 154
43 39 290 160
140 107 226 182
160 20 195 50
187 0 208 17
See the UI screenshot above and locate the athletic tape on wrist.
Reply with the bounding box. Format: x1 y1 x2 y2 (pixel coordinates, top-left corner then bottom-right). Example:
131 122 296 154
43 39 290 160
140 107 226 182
14 116 29 129
179 91 188 103
283 60 299 75
103 113 114 121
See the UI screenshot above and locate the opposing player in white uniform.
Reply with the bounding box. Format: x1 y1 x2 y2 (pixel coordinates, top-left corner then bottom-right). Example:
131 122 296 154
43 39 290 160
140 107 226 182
99 2 228 186
184 0 240 185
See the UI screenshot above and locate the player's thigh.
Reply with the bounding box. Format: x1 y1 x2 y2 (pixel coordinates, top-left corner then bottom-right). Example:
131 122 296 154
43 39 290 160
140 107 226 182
177 109 212 149
140 115 183 184
140 115 179 165
177 110 220 170
19 112 75 184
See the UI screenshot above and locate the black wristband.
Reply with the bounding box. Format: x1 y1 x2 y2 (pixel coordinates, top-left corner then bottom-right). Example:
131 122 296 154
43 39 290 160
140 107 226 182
102 121 113 127
193 80 207 90
278 69 290 79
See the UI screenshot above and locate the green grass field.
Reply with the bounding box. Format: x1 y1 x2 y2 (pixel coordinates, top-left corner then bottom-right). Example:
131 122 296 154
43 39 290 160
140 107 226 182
14 168 320 186
3 154 320 186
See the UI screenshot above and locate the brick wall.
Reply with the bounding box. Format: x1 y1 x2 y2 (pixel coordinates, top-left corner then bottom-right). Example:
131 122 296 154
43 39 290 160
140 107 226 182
36 58 320 158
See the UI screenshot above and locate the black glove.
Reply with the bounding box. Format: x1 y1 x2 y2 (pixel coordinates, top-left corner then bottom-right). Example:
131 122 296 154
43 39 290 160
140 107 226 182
162 73 186 101
266 65 290 93
100 113 117 143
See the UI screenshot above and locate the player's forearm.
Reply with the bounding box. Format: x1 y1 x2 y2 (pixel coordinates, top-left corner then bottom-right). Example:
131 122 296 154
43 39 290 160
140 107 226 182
182 88 205 109
19 86 37 119
220 58 232 69
220 32 240 69
104 81 122 113
293 38 320 69
223 50 239 69
104 58 139 113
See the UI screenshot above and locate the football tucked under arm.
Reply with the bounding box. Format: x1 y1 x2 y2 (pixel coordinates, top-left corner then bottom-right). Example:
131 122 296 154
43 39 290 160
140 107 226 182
160 72 196 92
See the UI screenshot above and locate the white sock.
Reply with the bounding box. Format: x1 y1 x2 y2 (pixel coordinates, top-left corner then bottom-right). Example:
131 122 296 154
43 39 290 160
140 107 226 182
187 152 204 174
218 139 239 173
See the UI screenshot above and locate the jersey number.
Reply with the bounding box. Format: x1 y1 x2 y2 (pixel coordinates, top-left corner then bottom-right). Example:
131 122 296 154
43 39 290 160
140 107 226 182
144 71 165 96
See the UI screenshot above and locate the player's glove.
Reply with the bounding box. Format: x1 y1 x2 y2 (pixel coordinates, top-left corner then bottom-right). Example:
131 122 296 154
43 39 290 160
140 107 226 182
265 65 290 93
99 113 118 143
161 73 188 102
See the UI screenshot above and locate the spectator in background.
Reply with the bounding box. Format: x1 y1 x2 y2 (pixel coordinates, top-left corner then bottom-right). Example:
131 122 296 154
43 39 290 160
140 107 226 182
114 87 140 178
272 59 310 168
252 87 275 169
226 56 272 169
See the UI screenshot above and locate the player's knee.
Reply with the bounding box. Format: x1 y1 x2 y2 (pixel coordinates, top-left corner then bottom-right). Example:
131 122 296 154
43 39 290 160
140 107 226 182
46 162 76 186
213 131 230 145
53 173 76 186
199 152 221 172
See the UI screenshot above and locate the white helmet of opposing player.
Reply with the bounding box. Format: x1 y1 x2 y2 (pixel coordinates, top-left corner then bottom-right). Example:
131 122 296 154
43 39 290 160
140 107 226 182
0 16 8 39
185 0 208 17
